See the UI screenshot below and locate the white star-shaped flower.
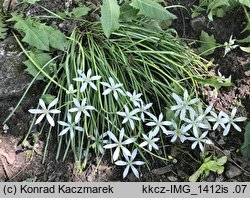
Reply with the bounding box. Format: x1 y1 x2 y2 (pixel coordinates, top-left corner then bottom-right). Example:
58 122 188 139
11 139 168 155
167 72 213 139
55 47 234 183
100 77 124 100
117 105 140 130
187 131 213 152
58 113 84 140
139 131 159 151
90 130 109 154
164 120 189 143
221 107 247 136
66 84 77 95
103 128 136 161
146 113 172 136
170 90 198 120
126 91 142 106
28 98 61 126
137 100 154 122
224 35 238 57
73 69 101 92
115 149 145 178
69 98 95 122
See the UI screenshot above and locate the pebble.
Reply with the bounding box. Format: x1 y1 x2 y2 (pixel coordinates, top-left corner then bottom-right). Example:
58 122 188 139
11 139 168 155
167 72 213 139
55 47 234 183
225 165 242 179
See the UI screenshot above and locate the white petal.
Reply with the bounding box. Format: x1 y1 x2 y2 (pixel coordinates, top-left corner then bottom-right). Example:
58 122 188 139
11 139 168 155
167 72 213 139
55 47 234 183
223 124 231 136
139 142 148 148
100 82 110 87
35 113 45 124
49 109 61 114
172 93 182 104
57 121 70 127
58 127 70 136
102 89 111 95
191 141 198 149
48 98 58 109
131 149 137 161
121 146 131 157
80 82 87 92
89 82 97 90
123 137 136 145
234 117 247 122
198 142 204 152
231 107 237 118
123 166 130 178
75 111 82 123
28 109 44 114
115 160 127 166
131 165 139 178
90 75 102 81
73 77 84 82
113 147 120 161
68 107 78 112
146 122 156 126
183 90 188 101
46 114 55 126
73 98 80 107
103 143 117 149
107 131 118 143
133 161 145 166
39 99 46 110
232 123 242 132
75 126 84 132
113 91 118 100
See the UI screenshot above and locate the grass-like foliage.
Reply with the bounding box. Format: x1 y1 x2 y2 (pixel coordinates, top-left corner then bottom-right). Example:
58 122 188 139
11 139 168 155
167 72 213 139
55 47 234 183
17 22 209 171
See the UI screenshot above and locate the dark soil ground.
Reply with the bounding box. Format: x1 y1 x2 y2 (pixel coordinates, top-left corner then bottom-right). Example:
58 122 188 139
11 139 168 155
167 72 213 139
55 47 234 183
0 0 249 181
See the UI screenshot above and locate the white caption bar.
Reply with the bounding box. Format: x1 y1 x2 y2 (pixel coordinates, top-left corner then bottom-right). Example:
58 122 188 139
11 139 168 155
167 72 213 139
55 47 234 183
0 182 249 198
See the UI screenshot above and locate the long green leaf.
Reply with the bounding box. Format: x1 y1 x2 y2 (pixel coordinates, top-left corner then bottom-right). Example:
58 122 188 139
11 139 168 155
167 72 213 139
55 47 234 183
101 0 120 38
241 122 250 160
130 0 176 20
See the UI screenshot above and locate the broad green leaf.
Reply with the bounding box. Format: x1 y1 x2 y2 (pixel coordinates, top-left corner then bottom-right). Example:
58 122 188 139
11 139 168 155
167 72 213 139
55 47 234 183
239 0 250 8
130 0 176 20
241 122 250 160
9 13 66 51
120 3 139 22
240 46 250 53
101 0 120 38
198 30 216 56
72 6 90 18
41 94 56 104
238 36 250 43
23 0 40 4
24 51 52 80
22 25 50 51
217 156 227 166
242 23 250 33
43 25 67 51
9 14 50 51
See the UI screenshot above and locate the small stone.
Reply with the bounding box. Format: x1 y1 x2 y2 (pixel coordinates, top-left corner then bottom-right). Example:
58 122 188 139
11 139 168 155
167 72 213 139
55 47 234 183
3 124 9 133
167 176 178 182
225 165 242 179
177 170 188 179
152 164 174 175
190 16 207 33
218 138 226 145
222 150 231 158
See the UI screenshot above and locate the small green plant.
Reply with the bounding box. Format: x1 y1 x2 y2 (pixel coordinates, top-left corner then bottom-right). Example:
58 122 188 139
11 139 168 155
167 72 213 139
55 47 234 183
189 155 227 181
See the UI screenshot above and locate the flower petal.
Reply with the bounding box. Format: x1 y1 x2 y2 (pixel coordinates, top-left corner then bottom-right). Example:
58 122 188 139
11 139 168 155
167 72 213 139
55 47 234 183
48 98 58 109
